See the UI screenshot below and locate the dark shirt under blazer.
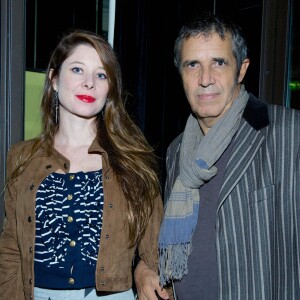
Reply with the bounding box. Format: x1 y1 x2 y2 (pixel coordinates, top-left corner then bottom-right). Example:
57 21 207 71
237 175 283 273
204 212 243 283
164 94 300 300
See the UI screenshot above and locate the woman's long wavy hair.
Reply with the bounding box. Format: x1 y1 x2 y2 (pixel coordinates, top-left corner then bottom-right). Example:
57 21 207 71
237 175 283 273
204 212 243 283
8 30 160 247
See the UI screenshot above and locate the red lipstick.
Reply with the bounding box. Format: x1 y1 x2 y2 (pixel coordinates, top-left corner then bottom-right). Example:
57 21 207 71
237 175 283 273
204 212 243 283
76 95 96 103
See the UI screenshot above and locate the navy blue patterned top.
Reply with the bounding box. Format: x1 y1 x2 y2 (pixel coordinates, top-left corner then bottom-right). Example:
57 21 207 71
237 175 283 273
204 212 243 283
34 169 104 289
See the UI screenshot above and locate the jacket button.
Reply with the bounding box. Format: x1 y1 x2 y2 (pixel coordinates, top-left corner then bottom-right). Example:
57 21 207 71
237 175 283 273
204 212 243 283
105 234 109 239
109 203 113 208
101 266 104 271
105 176 109 180
28 216 32 222
29 247 33 253
101 281 105 285
29 184 34 190
29 278 32 284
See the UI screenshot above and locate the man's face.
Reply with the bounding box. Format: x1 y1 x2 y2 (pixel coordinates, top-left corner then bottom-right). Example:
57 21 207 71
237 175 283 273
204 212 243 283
180 32 249 133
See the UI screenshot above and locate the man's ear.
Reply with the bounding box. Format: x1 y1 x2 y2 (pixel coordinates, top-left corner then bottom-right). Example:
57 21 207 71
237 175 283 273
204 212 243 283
238 58 250 83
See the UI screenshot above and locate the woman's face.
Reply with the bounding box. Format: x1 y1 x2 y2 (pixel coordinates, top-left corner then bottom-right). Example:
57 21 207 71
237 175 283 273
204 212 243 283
52 44 109 121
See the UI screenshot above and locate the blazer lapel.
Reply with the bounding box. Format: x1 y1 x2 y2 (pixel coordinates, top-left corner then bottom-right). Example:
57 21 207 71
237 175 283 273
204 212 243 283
218 120 265 208
217 94 270 208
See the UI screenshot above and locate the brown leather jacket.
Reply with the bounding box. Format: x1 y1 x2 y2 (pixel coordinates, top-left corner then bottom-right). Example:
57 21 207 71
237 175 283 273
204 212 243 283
0 138 163 300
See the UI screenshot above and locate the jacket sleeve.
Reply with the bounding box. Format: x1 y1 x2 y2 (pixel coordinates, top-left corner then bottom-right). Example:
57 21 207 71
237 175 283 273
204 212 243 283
137 194 164 272
0 147 24 299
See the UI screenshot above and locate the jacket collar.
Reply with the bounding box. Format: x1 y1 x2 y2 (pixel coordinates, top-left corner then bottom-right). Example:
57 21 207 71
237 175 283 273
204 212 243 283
242 93 270 130
88 138 110 175
88 138 106 154
37 137 110 174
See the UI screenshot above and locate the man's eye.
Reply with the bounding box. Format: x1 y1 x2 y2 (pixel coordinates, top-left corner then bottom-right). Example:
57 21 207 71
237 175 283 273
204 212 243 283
215 59 226 66
188 62 198 68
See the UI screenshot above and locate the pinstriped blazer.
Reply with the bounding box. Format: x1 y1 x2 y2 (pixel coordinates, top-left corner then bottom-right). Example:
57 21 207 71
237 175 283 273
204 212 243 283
164 93 300 300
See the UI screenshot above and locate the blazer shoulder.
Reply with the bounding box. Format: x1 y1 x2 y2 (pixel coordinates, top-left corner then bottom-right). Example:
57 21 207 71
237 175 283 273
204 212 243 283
244 93 300 130
267 103 300 127
269 102 300 115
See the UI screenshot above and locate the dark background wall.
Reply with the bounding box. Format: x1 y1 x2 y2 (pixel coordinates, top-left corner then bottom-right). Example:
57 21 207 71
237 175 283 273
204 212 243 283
26 0 108 71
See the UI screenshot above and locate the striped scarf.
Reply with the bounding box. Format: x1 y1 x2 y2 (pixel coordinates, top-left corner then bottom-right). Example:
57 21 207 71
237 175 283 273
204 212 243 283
159 86 249 285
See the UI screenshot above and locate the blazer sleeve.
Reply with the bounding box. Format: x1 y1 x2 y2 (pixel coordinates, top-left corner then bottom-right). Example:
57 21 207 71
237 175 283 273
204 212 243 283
295 144 300 288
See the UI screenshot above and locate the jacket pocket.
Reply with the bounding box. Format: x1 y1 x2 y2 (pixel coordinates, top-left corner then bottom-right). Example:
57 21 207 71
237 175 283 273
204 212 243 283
248 183 280 204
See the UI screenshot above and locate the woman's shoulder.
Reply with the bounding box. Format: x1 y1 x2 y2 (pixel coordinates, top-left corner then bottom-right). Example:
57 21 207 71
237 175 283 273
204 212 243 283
7 137 42 159
5 138 42 176
9 137 39 152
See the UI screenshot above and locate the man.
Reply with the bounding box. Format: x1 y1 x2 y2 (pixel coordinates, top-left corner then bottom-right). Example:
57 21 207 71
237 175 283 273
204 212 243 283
135 12 300 300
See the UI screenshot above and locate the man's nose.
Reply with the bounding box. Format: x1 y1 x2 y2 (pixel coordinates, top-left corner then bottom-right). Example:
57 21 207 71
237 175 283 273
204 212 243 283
198 67 215 87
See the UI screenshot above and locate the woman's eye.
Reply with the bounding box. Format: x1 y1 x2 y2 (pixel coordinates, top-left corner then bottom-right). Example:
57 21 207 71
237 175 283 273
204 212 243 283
71 67 82 73
97 73 107 79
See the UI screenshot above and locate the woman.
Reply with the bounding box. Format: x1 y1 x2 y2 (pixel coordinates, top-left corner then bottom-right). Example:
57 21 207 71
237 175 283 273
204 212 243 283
0 30 163 300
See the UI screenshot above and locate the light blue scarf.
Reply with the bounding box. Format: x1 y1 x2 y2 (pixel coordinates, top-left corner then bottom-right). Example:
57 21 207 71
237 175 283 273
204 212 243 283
159 86 249 285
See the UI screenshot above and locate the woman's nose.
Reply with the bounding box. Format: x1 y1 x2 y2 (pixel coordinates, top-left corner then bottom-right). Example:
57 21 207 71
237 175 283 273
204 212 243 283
82 75 95 89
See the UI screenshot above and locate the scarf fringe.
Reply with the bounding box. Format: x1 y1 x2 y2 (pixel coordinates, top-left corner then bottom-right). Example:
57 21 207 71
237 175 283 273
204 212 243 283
159 243 192 286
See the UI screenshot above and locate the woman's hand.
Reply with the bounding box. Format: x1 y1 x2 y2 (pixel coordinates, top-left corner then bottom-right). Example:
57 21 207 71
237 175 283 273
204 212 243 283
134 260 169 300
